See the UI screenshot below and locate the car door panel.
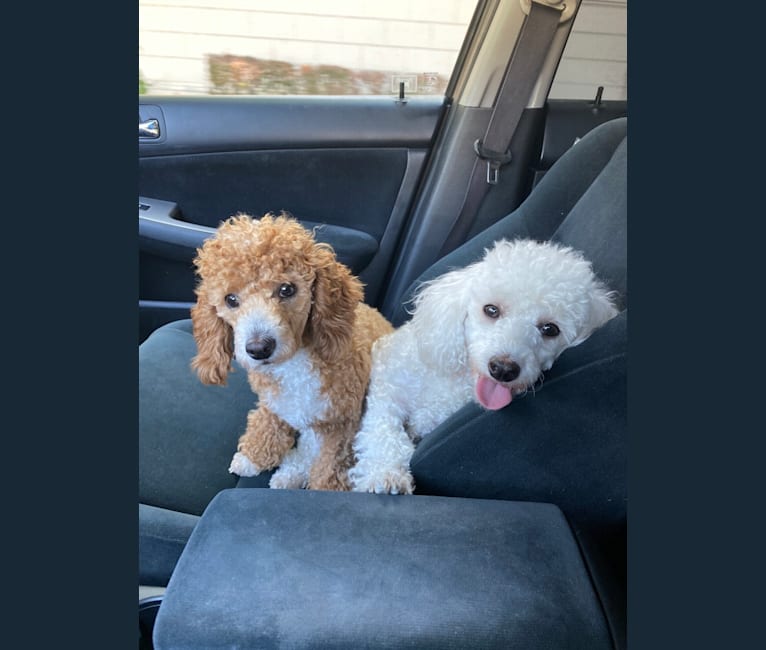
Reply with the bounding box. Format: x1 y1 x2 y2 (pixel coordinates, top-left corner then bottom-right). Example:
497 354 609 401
138 148 408 236
139 196 379 275
139 96 444 342
139 97 442 154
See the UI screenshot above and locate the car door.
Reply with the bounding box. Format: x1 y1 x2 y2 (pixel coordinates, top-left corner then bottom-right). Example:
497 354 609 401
138 2 482 342
139 95 450 341
139 0 626 343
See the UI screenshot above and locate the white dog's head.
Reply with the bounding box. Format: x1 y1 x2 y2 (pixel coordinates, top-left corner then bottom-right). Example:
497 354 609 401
410 239 619 410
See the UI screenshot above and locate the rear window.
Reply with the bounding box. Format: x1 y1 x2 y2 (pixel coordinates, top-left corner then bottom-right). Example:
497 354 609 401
549 0 627 101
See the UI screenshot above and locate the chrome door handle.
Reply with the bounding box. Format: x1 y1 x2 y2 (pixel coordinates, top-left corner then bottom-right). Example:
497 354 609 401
139 118 160 138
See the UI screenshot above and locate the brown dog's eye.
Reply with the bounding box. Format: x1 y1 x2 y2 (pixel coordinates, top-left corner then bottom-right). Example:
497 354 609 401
483 304 500 319
224 294 240 308
278 283 296 299
538 322 560 337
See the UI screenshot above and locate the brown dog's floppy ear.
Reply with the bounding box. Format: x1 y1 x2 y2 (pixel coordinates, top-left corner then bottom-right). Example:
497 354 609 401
305 244 363 362
190 284 233 385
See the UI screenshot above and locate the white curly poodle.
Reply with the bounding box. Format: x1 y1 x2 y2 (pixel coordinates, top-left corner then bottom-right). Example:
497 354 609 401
348 238 619 495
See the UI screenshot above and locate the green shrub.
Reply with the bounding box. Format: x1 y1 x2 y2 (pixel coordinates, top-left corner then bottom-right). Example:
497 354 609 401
207 54 446 95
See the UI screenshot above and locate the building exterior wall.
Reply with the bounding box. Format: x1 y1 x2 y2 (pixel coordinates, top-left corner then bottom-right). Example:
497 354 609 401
139 0 627 100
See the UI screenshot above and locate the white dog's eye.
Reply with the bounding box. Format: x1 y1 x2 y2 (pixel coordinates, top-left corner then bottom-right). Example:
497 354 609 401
224 294 240 308
483 304 500 319
278 283 296 299
538 322 560 337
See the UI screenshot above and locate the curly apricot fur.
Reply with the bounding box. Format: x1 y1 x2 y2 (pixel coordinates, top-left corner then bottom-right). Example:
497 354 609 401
190 213 393 490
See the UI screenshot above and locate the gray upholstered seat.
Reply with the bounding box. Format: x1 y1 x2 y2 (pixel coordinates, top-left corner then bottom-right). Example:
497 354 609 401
140 116 627 648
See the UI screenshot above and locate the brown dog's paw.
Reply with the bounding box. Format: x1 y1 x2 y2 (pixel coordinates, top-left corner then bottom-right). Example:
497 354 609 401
269 468 309 490
228 452 262 477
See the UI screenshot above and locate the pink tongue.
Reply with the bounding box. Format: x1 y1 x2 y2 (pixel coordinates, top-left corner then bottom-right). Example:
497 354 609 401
475 376 513 410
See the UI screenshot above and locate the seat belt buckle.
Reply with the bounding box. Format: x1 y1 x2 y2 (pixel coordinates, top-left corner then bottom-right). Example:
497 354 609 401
486 160 502 185
474 139 513 185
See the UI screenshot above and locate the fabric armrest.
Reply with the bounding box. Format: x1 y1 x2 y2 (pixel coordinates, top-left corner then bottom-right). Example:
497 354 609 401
154 489 611 649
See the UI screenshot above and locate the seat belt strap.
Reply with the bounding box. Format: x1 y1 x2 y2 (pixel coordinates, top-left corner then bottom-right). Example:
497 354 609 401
439 0 564 257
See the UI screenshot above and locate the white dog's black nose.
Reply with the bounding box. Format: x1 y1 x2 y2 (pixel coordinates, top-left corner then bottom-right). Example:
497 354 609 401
246 336 276 360
488 357 520 383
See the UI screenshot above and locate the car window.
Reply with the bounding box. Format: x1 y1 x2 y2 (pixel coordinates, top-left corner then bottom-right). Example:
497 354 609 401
139 0 478 97
549 0 627 100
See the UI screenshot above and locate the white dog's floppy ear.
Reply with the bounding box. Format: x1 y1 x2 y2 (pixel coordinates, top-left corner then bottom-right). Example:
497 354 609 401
571 283 620 347
409 266 473 369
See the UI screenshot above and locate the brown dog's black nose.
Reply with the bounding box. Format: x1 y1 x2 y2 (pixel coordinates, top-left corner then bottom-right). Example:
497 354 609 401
488 357 520 383
246 336 276 360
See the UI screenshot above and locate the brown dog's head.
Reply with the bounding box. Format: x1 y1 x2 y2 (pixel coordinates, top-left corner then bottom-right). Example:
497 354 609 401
190 213 363 385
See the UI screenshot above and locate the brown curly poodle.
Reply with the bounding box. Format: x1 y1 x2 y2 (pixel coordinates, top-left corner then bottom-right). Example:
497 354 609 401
190 213 393 491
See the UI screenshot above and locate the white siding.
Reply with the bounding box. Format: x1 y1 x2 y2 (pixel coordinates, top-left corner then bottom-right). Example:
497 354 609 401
549 0 628 101
139 0 628 99
139 0 476 95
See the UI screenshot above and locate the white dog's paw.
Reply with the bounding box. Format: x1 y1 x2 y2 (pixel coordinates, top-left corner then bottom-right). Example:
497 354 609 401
269 467 308 490
228 452 261 477
349 465 414 495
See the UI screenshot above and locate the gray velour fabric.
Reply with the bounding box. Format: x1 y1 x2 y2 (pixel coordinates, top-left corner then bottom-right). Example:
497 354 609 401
153 489 612 650
139 118 627 517
389 117 627 326
141 117 628 647
139 319 251 516
393 117 628 647
405 310 627 650
411 309 627 528
139 503 200 587
551 136 627 308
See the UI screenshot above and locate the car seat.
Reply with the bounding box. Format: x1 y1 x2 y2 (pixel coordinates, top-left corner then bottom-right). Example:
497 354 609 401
139 115 627 646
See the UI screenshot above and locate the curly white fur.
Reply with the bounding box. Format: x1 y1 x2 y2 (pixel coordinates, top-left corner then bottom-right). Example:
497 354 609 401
228 348 329 489
349 238 619 495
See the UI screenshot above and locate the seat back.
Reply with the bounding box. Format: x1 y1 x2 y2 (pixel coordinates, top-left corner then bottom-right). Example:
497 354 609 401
390 117 627 326
404 119 628 649
406 117 628 527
